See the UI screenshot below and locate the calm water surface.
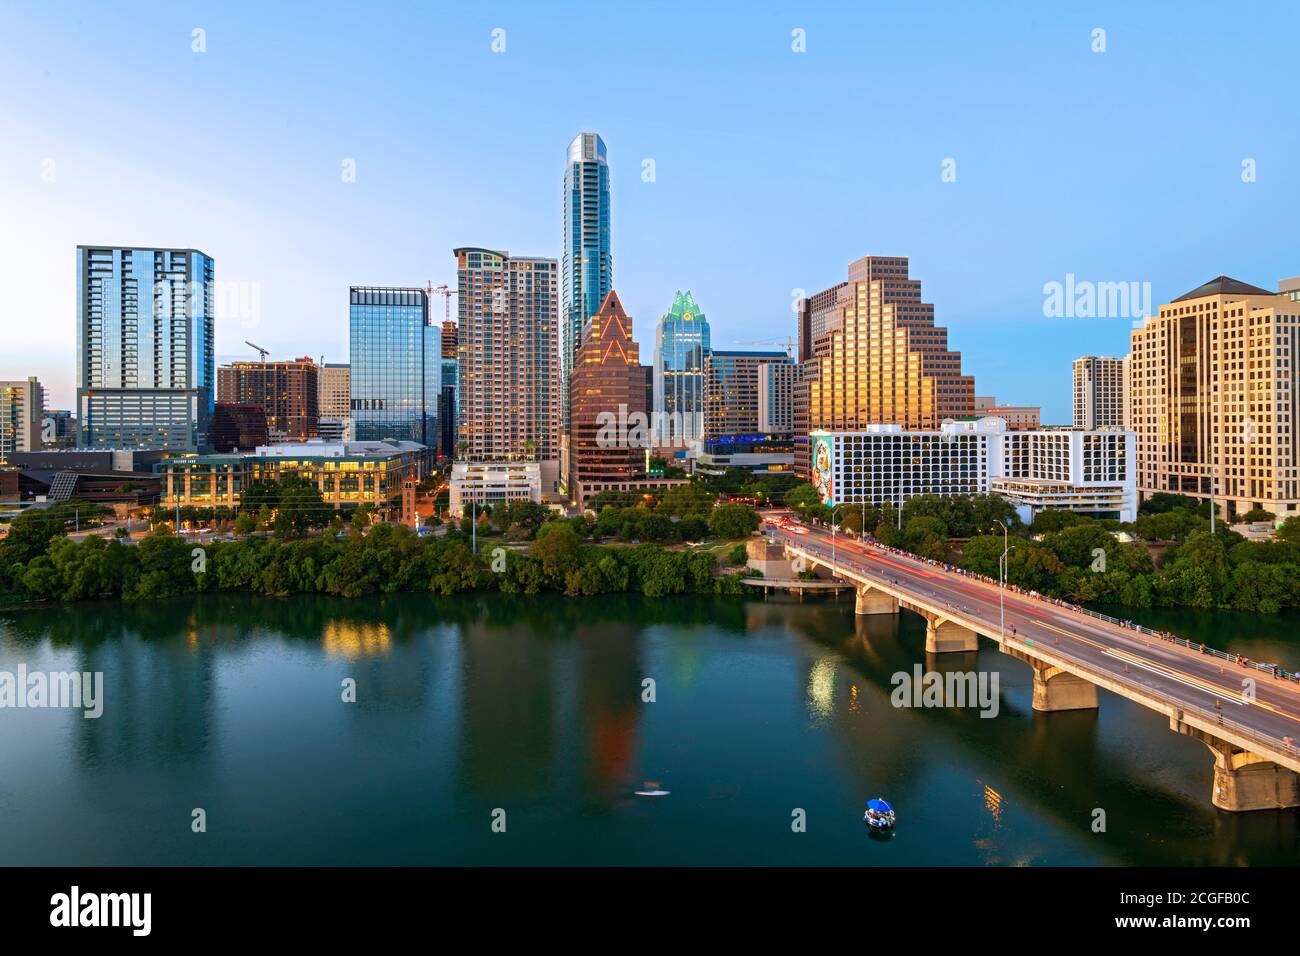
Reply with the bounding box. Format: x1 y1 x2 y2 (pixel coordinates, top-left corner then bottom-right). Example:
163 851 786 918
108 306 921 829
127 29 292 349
0 593 1297 865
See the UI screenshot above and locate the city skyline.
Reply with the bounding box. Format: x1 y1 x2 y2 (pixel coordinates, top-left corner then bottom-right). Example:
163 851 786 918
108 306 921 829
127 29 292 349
4 2 1298 423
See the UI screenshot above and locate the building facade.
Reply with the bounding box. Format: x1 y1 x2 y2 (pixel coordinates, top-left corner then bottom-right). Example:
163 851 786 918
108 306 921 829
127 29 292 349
449 460 542 517
76 246 214 451
568 291 646 501
210 402 269 452
703 351 791 438
1129 275 1300 519
810 418 1136 522
349 287 441 448
560 132 612 432
0 377 44 458
318 362 350 418
965 405 1041 431
454 248 560 475
1072 355 1127 429
758 361 796 434
159 439 426 514
217 356 320 440
652 290 711 447
797 256 975 476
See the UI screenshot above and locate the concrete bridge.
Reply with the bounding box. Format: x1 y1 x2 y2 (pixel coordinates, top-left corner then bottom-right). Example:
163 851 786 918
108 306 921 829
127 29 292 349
762 518 1300 813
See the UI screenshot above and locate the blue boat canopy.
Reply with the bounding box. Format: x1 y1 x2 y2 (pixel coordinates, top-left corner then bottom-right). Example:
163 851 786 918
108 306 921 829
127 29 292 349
866 798 894 813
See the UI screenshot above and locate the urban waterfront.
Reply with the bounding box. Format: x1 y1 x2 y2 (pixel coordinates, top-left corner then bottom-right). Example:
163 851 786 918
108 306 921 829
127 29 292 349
1 593 1295 866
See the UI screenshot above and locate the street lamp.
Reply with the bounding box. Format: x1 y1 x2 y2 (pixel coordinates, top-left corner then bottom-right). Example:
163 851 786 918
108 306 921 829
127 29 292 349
995 520 1009 642
830 503 848 575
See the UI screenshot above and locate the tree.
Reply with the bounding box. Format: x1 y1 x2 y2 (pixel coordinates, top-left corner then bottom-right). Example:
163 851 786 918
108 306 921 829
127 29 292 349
660 482 715 517
531 521 581 583
708 503 759 539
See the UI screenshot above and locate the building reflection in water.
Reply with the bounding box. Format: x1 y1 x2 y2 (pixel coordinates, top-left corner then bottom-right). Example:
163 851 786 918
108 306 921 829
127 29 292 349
322 620 391 659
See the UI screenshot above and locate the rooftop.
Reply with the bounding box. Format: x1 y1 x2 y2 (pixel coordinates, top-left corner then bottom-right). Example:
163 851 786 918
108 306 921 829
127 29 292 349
1173 275 1273 302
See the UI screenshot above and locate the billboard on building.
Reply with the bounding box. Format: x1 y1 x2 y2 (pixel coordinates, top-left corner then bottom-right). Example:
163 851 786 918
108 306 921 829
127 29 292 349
810 432 834 505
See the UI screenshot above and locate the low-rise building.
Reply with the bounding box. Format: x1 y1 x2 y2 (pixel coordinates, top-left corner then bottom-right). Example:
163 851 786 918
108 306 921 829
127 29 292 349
158 439 427 513
810 418 1136 522
449 461 542 517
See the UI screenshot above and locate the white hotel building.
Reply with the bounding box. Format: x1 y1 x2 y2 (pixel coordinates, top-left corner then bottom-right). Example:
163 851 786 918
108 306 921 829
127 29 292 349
809 417 1136 523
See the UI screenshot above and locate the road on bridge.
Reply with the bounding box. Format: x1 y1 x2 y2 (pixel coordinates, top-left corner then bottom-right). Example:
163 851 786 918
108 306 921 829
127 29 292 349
763 516 1300 755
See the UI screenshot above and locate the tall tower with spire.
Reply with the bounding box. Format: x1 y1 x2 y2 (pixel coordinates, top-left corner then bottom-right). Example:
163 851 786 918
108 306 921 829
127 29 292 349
652 290 712 446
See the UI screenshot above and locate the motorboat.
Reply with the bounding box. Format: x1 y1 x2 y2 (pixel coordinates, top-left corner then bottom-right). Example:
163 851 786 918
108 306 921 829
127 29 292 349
863 798 896 829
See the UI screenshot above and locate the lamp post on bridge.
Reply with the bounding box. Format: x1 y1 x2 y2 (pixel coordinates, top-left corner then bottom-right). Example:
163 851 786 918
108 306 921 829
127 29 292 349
995 520 1009 642
830 503 849 578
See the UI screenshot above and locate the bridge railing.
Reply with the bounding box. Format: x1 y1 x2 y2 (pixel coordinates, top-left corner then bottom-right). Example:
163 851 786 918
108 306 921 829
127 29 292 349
770 529 1300 758
767 526 1299 684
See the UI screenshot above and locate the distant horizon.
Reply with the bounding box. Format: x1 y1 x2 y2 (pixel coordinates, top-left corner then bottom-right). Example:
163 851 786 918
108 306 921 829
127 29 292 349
3 1 1297 422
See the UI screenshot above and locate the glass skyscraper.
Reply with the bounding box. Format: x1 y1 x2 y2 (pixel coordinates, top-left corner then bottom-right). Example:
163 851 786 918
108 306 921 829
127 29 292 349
560 132 612 431
349 287 440 447
652 290 712 445
76 246 214 451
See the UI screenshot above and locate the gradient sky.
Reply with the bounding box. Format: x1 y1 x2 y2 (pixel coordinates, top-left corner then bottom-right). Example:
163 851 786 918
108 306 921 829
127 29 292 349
2 0 1297 422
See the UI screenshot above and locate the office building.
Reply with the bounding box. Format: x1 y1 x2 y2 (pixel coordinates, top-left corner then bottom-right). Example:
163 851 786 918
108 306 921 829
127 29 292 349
454 248 560 487
349 287 441 447
963 404 1041 431
217 356 320 440
560 132 613 431
159 439 427 514
76 246 214 451
449 460 542 517
810 417 1136 523
0 377 44 458
652 290 712 446
211 402 269 452
704 351 791 438
318 363 351 418
797 256 975 476
758 361 797 434
1129 275 1300 519
41 409 77 449
1072 355 1127 429
568 290 647 502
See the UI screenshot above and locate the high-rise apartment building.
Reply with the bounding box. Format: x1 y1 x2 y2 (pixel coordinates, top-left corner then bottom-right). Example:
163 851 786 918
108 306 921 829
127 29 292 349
217 356 320 440
318 363 351 419
1072 355 1127 429
76 246 214 451
349 287 441 447
1129 275 1300 519
0 377 44 458
703 351 791 438
652 290 711 446
560 132 612 432
568 291 646 500
454 248 560 469
796 255 975 476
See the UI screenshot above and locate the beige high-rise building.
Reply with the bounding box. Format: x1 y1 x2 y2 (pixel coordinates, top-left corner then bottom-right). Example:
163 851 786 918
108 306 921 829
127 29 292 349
796 255 975 476
454 247 560 469
1129 275 1300 519
318 363 350 419
1072 355 1127 429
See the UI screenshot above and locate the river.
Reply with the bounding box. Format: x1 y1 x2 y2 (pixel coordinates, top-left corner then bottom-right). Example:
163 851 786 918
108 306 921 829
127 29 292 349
0 593 1296 865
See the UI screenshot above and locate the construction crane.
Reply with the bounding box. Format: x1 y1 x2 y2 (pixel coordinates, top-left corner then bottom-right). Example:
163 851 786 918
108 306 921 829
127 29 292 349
245 341 269 362
425 282 457 324
733 336 795 358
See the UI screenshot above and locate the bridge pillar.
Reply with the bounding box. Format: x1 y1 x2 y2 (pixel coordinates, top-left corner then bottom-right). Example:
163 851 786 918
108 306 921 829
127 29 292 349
855 585 898 616
1029 662 1098 712
923 615 978 654
1175 722 1300 812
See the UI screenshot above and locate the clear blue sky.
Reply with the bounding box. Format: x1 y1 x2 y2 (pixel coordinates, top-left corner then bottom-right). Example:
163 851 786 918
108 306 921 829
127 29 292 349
2 0 1296 422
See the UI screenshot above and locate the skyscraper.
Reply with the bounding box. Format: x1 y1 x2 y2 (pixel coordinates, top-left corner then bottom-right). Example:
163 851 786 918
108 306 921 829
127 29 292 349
568 290 646 502
796 255 975 476
454 247 560 468
703 351 791 439
1072 355 1127 429
652 290 711 446
76 246 214 451
1129 275 1300 519
348 287 441 447
560 132 612 432
318 363 351 419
